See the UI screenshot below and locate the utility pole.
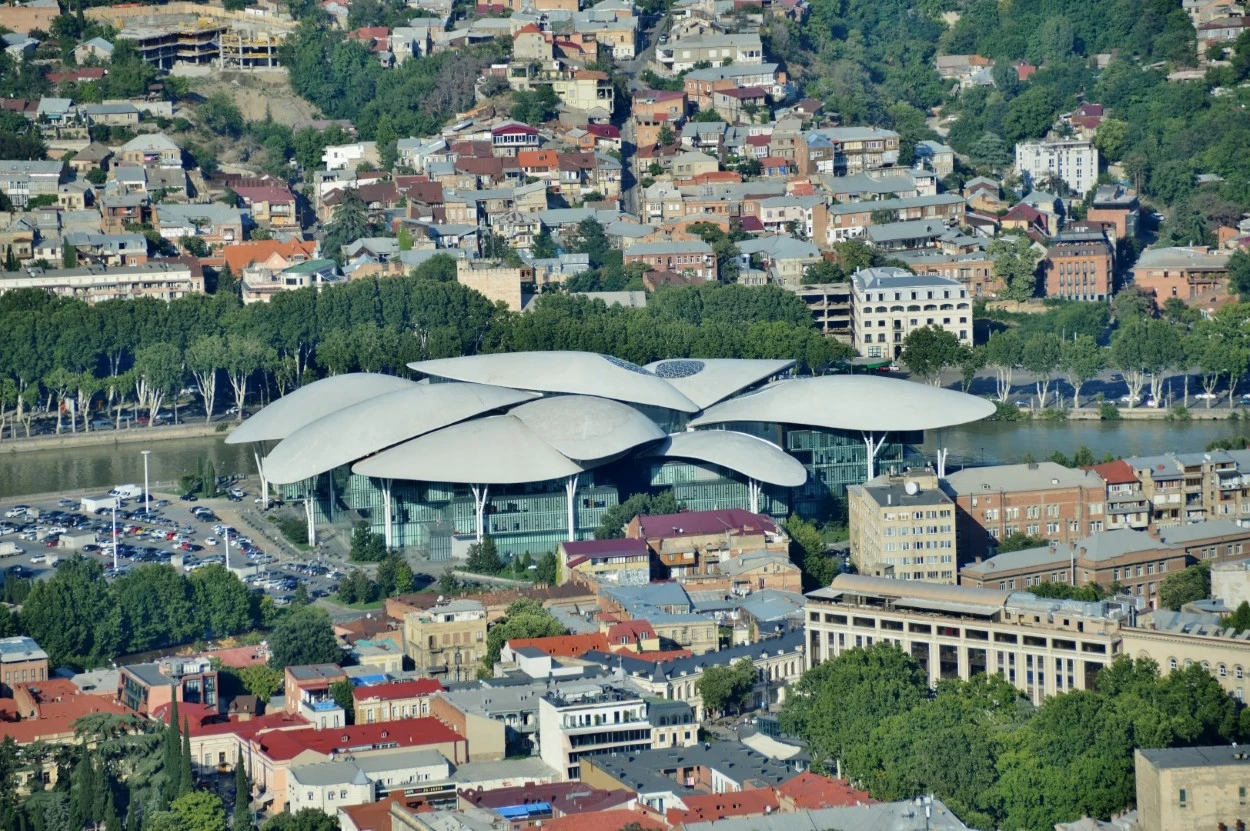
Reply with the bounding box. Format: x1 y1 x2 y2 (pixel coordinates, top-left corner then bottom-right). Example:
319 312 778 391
141 449 151 516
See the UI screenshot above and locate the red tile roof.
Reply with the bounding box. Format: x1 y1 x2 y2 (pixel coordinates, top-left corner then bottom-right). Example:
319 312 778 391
1 681 131 745
776 771 875 810
562 538 648 557
492 123 539 136
1085 459 1138 486
195 644 270 669
508 633 611 659
222 238 317 272
586 124 621 139
459 782 634 815
606 620 656 644
352 679 444 703
635 509 778 539
233 184 295 205
666 789 780 825
254 717 463 761
538 810 666 831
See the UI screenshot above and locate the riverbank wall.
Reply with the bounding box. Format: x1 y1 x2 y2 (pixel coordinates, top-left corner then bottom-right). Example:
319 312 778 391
1061 407 1242 421
0 422 228 454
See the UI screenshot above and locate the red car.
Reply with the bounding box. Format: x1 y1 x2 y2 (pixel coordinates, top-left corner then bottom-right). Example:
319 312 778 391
44 537 59 547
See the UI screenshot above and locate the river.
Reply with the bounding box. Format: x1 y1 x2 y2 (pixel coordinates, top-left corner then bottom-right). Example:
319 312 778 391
1 420 1248 500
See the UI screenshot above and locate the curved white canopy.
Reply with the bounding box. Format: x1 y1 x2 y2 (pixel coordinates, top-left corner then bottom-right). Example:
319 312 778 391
262 383 538 484
689 375 997 432
226 374 416 445
508 395 666 463
351 415 586 484
644 358 795 409
642 430 807 487
409 352 701 413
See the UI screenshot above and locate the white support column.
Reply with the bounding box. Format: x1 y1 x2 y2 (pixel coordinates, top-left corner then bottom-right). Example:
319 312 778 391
305 476 317 546
470 484 490 542
748 479 760 515
382 478 394 550
936 447 949 479
254 449 269 509
564 475 579 542
862 431 887 482
327 472 335 523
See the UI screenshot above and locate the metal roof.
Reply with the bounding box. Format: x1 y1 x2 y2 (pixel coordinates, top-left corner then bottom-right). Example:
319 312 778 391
689 375 995 433
261 383 536 484
409 352 702 413
226 373 416 445
643 358 795 408
641 430 806 487
508 395 666 462
352 415 586 484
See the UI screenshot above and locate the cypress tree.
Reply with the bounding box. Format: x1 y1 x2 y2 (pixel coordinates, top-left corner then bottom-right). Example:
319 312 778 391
68 748 93 831
104 785 120 831
162 700 181 804
232 750 251 831
124 796 139 831
90 756 109 825
179 717 194 797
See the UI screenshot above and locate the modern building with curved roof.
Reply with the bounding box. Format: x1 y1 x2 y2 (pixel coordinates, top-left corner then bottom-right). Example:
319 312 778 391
236 351 992 557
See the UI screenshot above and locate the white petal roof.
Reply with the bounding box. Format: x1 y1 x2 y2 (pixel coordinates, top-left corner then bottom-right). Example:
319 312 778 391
644 358 795 409
642 430 807 487
689 375 997 432
409 352 701 413
225 373 417 445
508 395 666 463
261 383 538 485
351 416 586 484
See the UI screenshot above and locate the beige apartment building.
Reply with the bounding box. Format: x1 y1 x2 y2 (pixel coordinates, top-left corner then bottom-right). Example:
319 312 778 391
402 599 488 683
1135 746 1250 831
846 469 958 583
850 268 971 360
0 262 202 304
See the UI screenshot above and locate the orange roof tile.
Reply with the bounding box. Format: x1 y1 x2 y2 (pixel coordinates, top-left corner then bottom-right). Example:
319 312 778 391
666 790 779 825
222 238 317 273
352 679 444 703
508 633 611 659
776 771 875 810
539 809 668 831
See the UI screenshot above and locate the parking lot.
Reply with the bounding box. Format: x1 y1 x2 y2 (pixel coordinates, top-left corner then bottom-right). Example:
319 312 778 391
0 487 347 605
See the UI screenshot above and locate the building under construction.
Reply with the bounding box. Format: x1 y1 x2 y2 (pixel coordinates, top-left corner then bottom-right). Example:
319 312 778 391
87 2 292 70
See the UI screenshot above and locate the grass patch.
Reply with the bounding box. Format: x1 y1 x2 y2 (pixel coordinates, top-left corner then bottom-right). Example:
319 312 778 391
1166 405 1191 422
267 514 310 548
332 598 384 611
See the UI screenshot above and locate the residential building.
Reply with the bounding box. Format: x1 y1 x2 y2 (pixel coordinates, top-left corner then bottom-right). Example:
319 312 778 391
656 33 763 73
898 250 1003 299
850 268 971 359
1131 246 1233 305
233 182 299 230
538 686 653 780
1088 184 1140 240
711 87 769 124
1125 451 1250 526
786 281 852 342
1 678 131 746
241 258 339 304
682 63 787 111
353 680 444 724
1014 136 1099 196
1086 460 1150 531
941 461 1108 562
64 233 148 267
847 469 957 583
322 141 380 171
935 54 995 87
73 36 114 62
958 529 1188 606
284 664 347 716
0 160 64 207
119 657 218 717
915 140 955 177
490 123 540 156
454 258 535 311
798 127 901 176
82 103 140 128
622 240 716 282
155 202 244 248
1213 557 1250 607
287 760 376 813
736 235 821 288
402 599 488 683
1043 229 1114 301
0 261 202 304
0 637 48 696
557 538 652 587
118 133 181 168
626 508 790 583
1135 745 1250 831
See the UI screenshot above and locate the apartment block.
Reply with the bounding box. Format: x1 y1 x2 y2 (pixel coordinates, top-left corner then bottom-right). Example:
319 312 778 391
622 240 716 282
942 461 1108 562
538 686 653 780
1135 746 1250 831
850 268 971 360
119 657 218 717
847 469 957 583
1131 246 1232 305
1125 450 1250 526
403 599 488 683
1088 184 1140 240
1014 136 1099 196
786 281 852 342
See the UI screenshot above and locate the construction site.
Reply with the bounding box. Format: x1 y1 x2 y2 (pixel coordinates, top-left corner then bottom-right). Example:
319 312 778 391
86 3 294 70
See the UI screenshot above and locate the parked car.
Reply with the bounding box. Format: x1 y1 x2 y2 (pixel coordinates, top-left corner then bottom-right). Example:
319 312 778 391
1195 392 1218 400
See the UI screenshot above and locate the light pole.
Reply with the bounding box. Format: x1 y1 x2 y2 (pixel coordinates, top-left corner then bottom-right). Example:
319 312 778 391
111 502 118 571
141 450 151 516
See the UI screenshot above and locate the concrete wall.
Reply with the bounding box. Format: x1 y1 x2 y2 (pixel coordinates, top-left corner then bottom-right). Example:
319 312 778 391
429 694 505 761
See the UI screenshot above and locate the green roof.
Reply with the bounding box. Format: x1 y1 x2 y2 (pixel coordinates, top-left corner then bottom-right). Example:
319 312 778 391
282 258 336 274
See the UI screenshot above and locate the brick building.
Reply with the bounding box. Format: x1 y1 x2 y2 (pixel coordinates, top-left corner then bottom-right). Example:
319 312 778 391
0 637 48 696
1043 229 1115 301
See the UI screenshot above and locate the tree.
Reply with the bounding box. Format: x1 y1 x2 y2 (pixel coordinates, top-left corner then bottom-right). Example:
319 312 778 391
135 343 183 427
268 606 342 668
1111 318 1185 406
900 326 961 385
1158 562 1211 610
996 532 1048 553
465 536 503 575
786 515 835 590
657 123 676 147
171 792 226 831
594 491 682 539
1093 118 1128 162
1230 249 1250 299
480 598 567 675
223 334 272 421
779 643 927 774
984 330 1025 402
969 132 1012 172
531 228 557 259
988 236 1039 301
1061 335 1105 408
237 665 283 702
260 809 338 831
198 92 244 138
329 679 355 724
349 521 387 562
697 658 757 718
535 551 558 585
189 565 253 637
1227 601 1250 634
186 335 224 424
1022 332 1064 408
20 556 121 669
322 188 369 263
233 749 252 831
374 553 413 598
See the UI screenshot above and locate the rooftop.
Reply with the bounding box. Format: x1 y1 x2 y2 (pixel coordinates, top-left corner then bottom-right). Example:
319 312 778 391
636 508 779 539
942 462 1103 495
1138 744 1250 770
0 637 46 663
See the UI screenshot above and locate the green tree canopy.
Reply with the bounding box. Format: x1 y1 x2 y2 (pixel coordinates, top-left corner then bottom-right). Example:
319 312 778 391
697 657 757 718
268 606 342 668
1158 562 1211 610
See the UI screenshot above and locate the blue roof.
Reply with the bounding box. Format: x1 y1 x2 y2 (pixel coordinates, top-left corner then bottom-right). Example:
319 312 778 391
496 803 552 819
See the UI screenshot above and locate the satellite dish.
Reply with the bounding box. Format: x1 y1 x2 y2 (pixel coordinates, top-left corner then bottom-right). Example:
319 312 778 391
904 480 920 496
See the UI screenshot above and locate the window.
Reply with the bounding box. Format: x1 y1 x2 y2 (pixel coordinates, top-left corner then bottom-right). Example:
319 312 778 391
1179 788 1187 808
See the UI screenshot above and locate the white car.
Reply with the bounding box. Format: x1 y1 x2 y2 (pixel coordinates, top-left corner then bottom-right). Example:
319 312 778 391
29 554 44 564
4 507 28 519
1118 394 1141 404
203 537 219 546
1195 392 1218 400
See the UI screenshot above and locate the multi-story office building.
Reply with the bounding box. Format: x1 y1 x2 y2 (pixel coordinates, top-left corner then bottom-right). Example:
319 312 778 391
942 461 1108 562
402 600 487 683
538 686 654 781
119 657 218 717
850 268 971 359
847 469 957 582
1043 229 1114 302
1014 135 1099 196
1135 745 1250 831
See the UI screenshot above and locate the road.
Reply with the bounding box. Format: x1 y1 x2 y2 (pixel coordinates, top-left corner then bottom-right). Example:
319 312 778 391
941 365 1250 410
614 12 666 219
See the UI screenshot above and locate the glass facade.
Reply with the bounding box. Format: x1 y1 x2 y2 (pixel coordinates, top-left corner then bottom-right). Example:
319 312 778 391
285 422 920 558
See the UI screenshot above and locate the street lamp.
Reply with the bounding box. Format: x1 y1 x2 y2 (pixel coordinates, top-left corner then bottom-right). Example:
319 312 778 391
111 502 118 571
141 450 151 516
